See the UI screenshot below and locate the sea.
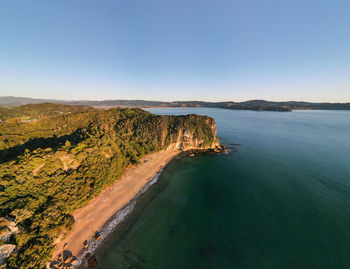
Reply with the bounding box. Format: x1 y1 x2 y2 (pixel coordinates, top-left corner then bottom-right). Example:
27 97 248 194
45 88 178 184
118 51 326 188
91 108 350 269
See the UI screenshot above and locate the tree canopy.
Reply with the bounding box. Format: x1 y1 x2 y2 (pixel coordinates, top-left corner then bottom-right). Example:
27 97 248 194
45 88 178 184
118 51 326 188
0 104 217 268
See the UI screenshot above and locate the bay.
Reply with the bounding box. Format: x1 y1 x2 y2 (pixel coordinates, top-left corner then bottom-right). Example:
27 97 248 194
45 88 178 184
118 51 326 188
94 109 350 269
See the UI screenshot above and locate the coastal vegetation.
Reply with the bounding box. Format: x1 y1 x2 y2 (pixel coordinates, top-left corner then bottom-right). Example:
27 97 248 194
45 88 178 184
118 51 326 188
0 103 219 268
0 103 93 123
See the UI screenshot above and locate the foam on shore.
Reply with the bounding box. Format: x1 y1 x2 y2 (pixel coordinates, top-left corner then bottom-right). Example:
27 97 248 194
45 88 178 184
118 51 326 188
73 169 163 268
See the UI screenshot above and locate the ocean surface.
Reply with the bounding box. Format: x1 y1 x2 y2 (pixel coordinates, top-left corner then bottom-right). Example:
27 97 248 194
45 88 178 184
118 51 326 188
93 109 350 269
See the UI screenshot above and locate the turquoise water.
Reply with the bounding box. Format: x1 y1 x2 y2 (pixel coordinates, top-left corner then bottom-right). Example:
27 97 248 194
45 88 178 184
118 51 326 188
94 109 350 269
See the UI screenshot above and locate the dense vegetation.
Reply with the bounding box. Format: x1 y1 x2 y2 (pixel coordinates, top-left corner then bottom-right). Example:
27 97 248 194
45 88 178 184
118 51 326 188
2 96 350 111
0 103 93 122
0 104 218 268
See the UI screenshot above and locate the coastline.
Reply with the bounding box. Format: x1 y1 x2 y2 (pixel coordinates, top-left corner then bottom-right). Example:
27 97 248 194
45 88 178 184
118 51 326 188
50 149 180 267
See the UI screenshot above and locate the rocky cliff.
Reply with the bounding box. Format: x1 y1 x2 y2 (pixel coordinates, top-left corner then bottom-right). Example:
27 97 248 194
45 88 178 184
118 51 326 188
167 118 221 151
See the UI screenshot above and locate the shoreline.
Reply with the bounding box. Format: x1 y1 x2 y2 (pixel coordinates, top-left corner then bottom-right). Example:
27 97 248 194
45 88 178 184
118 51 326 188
50 149 180 268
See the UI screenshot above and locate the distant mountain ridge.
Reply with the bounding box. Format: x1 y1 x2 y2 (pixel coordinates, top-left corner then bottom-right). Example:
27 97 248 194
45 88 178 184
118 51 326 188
1 96 350 111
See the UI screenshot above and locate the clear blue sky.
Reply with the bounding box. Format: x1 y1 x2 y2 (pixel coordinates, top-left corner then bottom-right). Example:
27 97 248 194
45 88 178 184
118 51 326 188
1 0 349 102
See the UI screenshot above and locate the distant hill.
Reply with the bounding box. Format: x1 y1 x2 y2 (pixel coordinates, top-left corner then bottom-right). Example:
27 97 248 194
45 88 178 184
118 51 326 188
0 103 93 122
1 96 350 111
0 96 61 106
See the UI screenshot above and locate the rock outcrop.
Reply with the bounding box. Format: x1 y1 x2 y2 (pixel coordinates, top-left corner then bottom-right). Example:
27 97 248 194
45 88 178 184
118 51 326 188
0 218 18 266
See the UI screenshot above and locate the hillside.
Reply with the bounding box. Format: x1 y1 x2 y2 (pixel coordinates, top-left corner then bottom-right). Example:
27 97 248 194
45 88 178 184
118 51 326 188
0 104 221 268
2 96 350 111
0 103 93 123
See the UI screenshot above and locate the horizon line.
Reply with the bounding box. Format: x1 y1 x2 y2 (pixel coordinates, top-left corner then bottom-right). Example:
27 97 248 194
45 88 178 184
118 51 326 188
1 96 350 104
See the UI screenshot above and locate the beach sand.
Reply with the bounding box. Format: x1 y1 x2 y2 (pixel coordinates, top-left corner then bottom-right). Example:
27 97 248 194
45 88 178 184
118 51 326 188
51 149 179 260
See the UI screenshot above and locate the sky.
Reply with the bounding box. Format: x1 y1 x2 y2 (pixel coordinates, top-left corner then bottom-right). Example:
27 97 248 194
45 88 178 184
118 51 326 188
1 0 350 102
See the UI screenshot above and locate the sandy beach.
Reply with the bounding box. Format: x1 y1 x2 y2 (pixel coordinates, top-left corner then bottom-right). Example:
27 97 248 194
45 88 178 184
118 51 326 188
51 149 179 261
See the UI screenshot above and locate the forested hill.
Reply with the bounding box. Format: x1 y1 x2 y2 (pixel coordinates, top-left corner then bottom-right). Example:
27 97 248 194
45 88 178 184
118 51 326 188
0 103 93 122
2 96 350 111
0 103 221 268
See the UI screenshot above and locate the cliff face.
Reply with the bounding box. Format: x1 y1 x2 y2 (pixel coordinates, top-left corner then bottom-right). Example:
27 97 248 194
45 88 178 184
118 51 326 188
0 105 221 269
167 118 220 151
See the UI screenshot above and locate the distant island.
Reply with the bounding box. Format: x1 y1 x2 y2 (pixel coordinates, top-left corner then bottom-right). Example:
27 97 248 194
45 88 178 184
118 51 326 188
0 103 223 268
1 96 350 112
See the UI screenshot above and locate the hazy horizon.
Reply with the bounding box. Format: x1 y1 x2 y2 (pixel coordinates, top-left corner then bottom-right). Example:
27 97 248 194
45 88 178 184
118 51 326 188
1 0 350 102
2 95 350 104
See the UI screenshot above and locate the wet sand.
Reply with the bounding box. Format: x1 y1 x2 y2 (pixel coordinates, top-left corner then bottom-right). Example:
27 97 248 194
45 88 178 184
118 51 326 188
51 149 179 260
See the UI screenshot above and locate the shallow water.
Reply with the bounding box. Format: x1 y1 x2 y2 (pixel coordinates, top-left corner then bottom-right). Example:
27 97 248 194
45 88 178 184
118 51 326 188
93 109 350 269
